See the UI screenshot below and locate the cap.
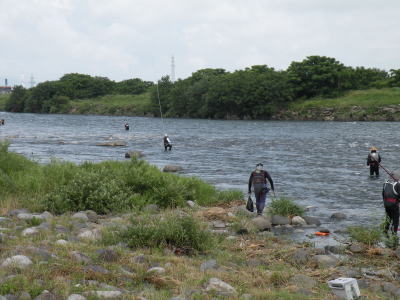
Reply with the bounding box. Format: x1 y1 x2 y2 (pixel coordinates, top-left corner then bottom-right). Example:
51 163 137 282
370 146 378 151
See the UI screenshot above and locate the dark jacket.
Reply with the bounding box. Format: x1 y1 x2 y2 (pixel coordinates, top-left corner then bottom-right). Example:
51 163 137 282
382 181 400 203
248 170 274 193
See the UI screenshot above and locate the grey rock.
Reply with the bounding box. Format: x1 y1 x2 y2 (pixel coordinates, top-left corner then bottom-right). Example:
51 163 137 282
349 243 366 253
292 249 310 265
91 291 121 299
17 213 44 221
71 251 91 264
4 295 17 300
8 209 29 217
26 247 53 261
40 212 53 220
337 266 362 278
318 228 330 233
212 220 226 229
187 201 196 208
271 215 290 225
132 254 147 264
200 259 218 272
313 255 339 267
205 278 237 296
21 227 40 236
289 274 317 289
302 216 321 226
1 255 33 269
163 165 183 172
77 229 99 241
55 225 69 234
146 267 165 274
251 216 272 231
84 211 98 223
36 222 51 231
84 265 109 274
67 295 86 300
382 282 398 296
18 292 32 300
71 212 89 222
55 239 68 246
291 216 307 226
330 212 347 220
125 151 144 159
33 291 58 300
96 249 119 262
324 245 345 254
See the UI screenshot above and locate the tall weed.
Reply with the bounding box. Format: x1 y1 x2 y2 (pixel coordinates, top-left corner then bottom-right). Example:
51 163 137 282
268 197 304 217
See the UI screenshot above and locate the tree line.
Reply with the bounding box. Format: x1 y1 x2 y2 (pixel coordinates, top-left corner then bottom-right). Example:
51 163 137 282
6 56 400 118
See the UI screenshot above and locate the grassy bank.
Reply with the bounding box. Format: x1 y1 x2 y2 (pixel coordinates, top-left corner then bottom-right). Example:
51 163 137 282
0 141 241 213
277 88 400 121
0 94 9 110
66 93 154 116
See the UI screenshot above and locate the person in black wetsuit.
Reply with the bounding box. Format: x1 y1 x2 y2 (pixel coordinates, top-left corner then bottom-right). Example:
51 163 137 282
367 147 381 176
163 134 172 151
124 123 129 130
248 163 274 216
383 174 400 237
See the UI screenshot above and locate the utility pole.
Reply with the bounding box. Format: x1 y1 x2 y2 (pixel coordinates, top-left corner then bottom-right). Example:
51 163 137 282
29 74 36 88
171 56 175 82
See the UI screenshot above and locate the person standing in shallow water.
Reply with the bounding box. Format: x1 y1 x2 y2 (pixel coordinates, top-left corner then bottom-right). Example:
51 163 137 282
163 134 172 151
382 173 400 240
367 147 381 176
248 163 274 216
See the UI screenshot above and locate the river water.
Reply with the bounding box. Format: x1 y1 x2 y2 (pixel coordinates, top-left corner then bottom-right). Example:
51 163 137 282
0 111 398 234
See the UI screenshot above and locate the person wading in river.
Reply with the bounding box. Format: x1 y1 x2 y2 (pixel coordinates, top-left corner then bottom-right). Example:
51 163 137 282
163 134 172 151
367 147 381 177
248 163 275 216
382 173 400 240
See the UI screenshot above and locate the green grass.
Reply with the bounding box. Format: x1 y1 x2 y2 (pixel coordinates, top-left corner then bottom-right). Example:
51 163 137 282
347 226 382 246
268 197 304 217
0 94 10 110
67 92 155 116
102 212 216 253
289 88 400 111
0 141 242 213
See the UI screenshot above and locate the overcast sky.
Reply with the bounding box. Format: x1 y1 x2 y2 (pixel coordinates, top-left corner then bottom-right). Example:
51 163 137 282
1 0 399 86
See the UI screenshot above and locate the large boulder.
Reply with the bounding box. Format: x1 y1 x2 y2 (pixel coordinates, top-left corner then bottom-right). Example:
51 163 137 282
291 216 307 226
1 255 33 269
125 151 144 159
271 215 291 225
330 212 347 220
205 278 237 296
163 165 183 172
251 216 272 231
302 216 321 226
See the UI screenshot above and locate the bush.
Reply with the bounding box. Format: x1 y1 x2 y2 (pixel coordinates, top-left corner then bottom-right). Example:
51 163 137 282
268 197 304 217
103 213 215 253
347 226 382 246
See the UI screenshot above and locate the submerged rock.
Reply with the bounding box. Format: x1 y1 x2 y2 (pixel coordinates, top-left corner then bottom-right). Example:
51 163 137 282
302 216 321 226
163 165 183 172
125 151 144 158
330 212 347 220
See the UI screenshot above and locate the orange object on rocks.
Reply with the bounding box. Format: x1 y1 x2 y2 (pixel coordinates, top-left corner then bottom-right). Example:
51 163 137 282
315 231 330 236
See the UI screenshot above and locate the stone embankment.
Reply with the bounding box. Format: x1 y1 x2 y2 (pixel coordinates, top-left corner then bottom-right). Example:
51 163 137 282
1 203 400 299
272 105 400 121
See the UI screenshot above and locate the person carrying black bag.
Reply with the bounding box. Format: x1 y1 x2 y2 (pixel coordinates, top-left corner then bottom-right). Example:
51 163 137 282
248 163 275 215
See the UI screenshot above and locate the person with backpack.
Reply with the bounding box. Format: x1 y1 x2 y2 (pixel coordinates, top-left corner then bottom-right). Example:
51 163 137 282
248 163 274 216
367 147 381 176
382 173 400 237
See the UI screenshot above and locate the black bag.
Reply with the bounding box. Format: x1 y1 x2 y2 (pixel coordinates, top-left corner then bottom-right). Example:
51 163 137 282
246 196 254 212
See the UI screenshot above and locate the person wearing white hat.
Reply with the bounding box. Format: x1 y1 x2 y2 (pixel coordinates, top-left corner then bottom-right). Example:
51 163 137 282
163 134 172 151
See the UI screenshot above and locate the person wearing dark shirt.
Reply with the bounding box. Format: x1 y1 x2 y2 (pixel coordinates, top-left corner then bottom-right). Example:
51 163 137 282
248 163 274 216
163 134 172 151
124 123 130 130
367 147 381 176
382 174 400 236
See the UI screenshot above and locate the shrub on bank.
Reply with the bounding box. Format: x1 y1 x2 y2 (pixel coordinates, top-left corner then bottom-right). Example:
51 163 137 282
103 213 215 253
347 226 382 246
0 142 242 213
268 197 304 217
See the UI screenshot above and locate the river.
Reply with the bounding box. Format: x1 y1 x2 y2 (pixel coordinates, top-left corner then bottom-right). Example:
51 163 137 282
0 111 397 233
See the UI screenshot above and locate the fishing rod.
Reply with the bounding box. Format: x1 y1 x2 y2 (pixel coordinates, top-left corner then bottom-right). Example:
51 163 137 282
371 157 398 181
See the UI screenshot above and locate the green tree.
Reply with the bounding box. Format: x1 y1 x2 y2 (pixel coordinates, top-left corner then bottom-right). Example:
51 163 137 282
287 55 345 98
5 86 28 112
115 78 153 95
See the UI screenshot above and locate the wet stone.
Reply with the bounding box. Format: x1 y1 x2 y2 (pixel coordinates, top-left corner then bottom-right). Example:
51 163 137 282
302 216 321 226
330 212 347 220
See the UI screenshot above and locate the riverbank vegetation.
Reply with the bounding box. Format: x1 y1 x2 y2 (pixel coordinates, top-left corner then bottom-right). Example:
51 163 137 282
3 55 400 120
0 141 241 213
0 94 9 110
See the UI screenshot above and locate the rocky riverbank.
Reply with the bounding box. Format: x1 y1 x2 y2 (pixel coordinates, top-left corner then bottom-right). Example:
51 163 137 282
1 201 399 299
